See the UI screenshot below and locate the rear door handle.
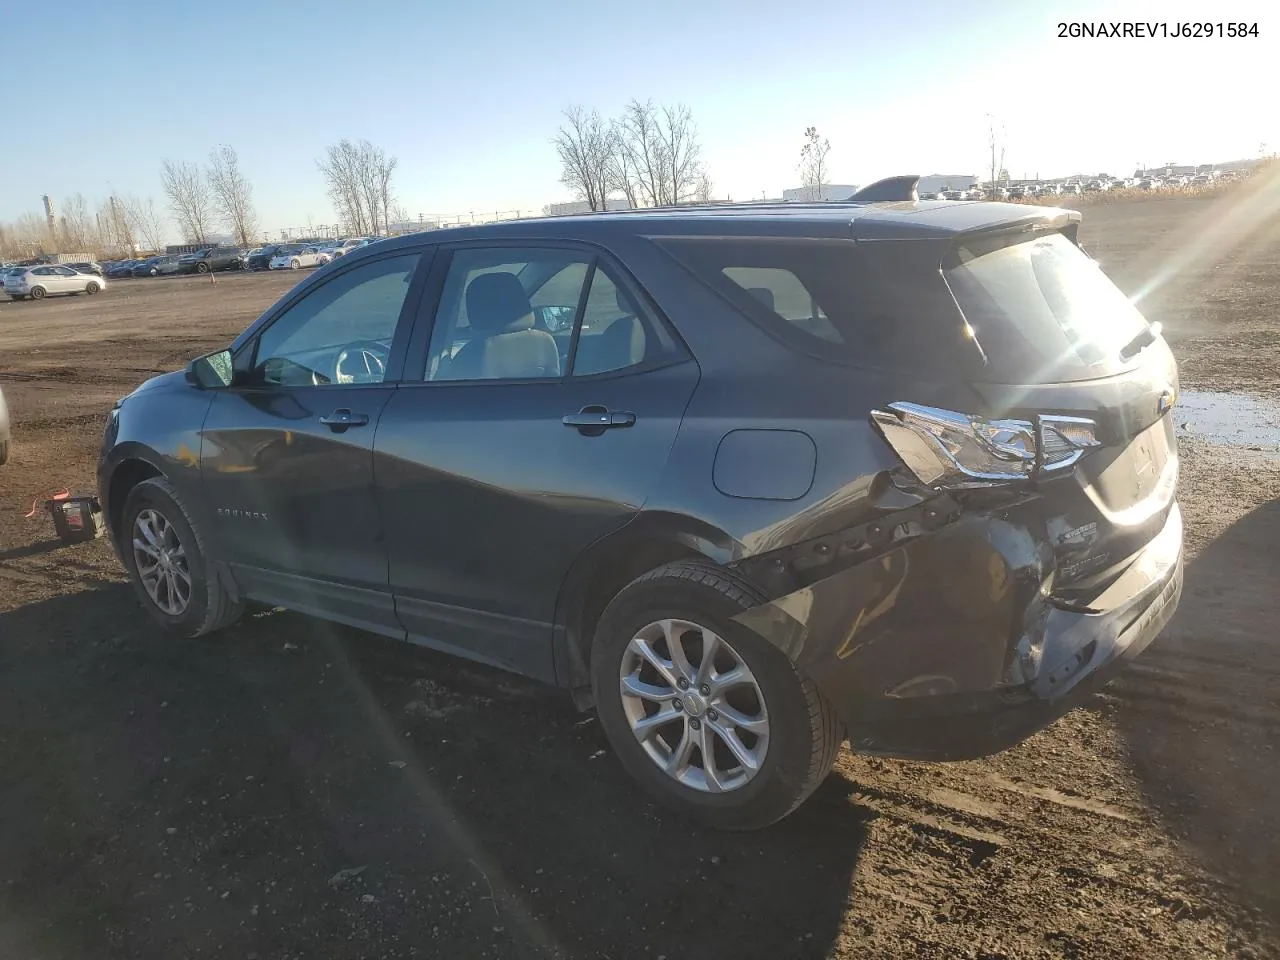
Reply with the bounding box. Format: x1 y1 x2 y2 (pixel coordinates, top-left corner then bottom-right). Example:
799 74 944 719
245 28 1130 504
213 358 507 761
319 408 370 429
562 406 636 430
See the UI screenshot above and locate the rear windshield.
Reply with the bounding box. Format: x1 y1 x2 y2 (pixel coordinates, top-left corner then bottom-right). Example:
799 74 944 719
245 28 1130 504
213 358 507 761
944 231 1149 379
658 237 978 376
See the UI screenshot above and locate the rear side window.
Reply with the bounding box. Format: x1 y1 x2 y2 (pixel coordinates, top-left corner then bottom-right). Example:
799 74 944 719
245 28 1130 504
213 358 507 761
658 237 975 375
944 231 1149 378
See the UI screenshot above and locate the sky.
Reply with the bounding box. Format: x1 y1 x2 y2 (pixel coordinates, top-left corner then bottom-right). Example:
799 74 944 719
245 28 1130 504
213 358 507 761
1 0 1275 239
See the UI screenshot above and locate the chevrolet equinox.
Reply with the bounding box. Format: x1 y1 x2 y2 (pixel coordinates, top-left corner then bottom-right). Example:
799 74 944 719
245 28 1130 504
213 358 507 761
99 178 1183 830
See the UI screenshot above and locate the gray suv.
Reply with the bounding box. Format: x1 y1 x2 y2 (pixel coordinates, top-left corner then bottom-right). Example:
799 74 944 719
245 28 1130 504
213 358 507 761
98 178 1183 830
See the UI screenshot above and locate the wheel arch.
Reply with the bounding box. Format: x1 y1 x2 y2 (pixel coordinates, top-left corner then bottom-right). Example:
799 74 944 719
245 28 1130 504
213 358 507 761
552 511 744 708
104 453 164 548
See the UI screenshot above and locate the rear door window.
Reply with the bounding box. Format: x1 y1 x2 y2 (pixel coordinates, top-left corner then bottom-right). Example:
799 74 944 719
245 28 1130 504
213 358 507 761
658 236 975 376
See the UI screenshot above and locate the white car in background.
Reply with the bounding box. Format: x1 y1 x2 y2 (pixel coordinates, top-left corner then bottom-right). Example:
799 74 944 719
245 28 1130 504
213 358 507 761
4 264 107 300
268 245 330 270
320 237 374 259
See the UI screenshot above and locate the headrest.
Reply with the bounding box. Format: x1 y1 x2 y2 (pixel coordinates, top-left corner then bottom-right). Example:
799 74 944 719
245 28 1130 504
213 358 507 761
466 272 533 335
746 287 776 311
615 283 634 314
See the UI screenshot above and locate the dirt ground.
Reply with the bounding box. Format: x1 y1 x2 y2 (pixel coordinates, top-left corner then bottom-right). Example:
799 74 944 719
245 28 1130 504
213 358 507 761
2 183 1279 959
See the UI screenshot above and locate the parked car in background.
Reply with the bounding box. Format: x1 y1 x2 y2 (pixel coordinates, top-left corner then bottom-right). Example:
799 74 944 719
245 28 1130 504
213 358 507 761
176 246 243 274
244 245 285 271
130 255 179 277
268 245 329 270
98 186 1183 830
130 256 166 277
5 264 106 300
107 259 141 279
0 383 9 467
321 237 374 259
67 261 105 277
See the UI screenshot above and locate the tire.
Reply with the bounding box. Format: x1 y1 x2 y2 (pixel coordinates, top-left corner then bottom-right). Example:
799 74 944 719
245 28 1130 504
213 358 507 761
120 476 243 638
85 281 100 294
290 259 300 270
0 439 9 466
196 262 210 274
590 560 843 831
30 286 46 300
150 268 158 277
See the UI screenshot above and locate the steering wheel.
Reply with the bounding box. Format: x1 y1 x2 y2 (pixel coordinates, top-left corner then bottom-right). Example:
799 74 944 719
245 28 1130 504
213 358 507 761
326 340 390 385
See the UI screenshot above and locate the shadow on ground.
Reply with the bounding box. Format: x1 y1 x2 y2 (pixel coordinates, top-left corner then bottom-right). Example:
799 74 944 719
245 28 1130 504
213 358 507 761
0 584 870 960
1117 499 1280 925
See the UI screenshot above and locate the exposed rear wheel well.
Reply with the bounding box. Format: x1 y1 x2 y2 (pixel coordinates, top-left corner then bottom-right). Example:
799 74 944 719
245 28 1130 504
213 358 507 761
564 539 705 705
108 459 161 542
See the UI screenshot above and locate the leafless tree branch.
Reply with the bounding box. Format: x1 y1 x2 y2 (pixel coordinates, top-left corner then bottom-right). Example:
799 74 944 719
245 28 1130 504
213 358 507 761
160 159 214 243
207 145 259 247
799 127 831 201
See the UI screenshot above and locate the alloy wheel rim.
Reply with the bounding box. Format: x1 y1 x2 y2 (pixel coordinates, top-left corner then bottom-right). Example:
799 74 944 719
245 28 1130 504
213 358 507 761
619 619 769 793
132 508 192 616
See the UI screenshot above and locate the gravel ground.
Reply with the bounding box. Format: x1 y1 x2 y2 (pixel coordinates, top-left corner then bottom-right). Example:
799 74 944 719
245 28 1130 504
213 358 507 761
2 177 1278 959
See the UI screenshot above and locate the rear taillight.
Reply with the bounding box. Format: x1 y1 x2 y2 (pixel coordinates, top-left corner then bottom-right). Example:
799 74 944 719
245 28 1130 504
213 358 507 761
870 402 1101 489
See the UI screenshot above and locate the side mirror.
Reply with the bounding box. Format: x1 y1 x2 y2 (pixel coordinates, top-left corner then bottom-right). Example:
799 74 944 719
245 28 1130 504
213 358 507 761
534 305 576 333
186 349 235 389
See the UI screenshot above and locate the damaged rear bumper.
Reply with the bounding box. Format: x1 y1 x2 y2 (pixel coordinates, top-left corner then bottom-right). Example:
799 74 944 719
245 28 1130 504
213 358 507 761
732 502 1183 761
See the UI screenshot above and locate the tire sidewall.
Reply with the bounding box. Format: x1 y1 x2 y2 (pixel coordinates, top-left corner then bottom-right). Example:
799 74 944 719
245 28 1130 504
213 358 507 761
121 479 214 636
591 572 821 829
86 281 100 294
196 262 209 273
30 287 46 300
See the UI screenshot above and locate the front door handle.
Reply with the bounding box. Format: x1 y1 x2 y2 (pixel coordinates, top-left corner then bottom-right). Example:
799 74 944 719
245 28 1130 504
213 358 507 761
562 406 636 431
319 408 370 430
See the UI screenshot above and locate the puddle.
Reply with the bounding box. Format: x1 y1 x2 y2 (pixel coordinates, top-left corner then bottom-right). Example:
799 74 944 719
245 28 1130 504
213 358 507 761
1175 390 1280 453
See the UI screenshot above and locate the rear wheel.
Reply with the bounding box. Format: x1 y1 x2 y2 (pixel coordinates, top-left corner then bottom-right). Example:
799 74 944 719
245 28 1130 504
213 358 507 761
29 287 46 300
121 477 243 637
196 262 210 274
591 561 843 831
85 281 100 294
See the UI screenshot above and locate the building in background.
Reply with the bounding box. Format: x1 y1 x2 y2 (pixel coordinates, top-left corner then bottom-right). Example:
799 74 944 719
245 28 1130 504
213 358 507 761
543 198 632 217
781 184 861 202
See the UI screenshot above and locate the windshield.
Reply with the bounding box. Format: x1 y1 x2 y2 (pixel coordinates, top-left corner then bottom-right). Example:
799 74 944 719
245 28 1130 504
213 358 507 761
944 231 1151 380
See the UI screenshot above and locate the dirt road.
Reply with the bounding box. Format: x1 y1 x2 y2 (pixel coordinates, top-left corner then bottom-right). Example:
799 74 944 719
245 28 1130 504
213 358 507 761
2 190 1278 959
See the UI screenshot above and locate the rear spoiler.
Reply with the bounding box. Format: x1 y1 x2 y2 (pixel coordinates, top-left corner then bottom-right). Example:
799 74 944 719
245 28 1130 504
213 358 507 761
848 176 920 202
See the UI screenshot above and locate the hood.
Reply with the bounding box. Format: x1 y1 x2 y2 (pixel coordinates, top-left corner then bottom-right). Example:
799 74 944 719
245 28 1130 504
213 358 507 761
123 369 188 402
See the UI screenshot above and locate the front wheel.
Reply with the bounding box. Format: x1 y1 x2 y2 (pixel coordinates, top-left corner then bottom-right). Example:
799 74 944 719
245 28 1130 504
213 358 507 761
85 281 100 294
591 561 843 831
121 477 244 637
196 262 210 274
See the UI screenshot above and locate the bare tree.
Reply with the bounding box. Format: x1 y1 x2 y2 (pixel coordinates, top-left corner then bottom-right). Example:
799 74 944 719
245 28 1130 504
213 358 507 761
58 194 99 252
606 120 639 209
123 195 170 253
659 103 702 205
376 151 397 236
604 100 707 207
987 115 1006 197
615 99 669 207
317 139 398 236
693 170 714 204
553 106 614 211
799 127 831 201
161 159 214 243
206 145 258 247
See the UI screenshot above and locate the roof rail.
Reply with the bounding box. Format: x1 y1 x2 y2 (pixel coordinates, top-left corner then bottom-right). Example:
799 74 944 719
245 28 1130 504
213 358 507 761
848 175 921 202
